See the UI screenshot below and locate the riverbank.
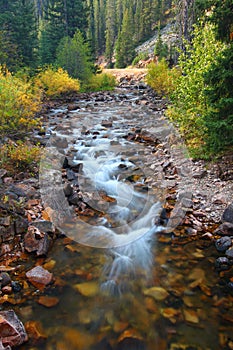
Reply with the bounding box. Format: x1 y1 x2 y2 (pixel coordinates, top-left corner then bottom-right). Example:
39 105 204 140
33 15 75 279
0 74 233 349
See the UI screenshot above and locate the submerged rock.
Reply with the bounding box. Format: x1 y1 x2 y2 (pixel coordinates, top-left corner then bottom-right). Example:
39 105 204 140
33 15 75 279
143 286 169 301
74 281 99 297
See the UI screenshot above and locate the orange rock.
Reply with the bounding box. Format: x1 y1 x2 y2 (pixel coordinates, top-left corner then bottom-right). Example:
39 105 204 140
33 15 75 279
118 328 143 343
113 321 129 333
145 297 159 314
161 308 182 324
183 309 199 324
63 328 94 349
37 296 59 307
25 320 47 345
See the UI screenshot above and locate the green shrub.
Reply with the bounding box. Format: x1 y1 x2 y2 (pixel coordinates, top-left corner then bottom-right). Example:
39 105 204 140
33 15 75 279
146 59 180 96
203 45 233 153
132 52 149 66
0 67 41 136
82 73 116 92
34 67 80 98
166 21 226 156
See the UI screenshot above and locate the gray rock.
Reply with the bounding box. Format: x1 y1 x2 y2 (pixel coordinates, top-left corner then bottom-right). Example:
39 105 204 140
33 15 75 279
222 202 233 223
214 222 233 236
215 257 230 270
31 220 55 233
0 272 11 287
215 236 232 252
63 183 73 197
226 247 233 259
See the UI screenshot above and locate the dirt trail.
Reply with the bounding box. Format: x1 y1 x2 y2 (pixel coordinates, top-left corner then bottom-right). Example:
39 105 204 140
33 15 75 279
103 68 147 82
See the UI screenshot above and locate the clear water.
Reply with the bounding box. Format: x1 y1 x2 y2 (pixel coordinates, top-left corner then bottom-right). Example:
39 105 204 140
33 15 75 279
17 89 233 350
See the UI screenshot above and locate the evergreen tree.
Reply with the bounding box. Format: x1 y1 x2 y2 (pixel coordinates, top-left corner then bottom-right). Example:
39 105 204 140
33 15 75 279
39 0 65 64
203 0 233 152
0 0 38 68
115 7 135 68
105 0 117 65
56 30 93 82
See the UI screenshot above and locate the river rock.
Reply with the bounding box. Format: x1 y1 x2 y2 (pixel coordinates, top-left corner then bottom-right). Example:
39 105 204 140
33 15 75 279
0 310 28 348
24 226 50 256
30 220 55 233
143 286 169 301
8 184 36 199
63 183 73 197
74 281 99 297
26 266 53 288
215 236 232 252
222 203 233 223
25 320 47 345
214 222 233 236
101 120 113 127
0 272 11 288
215 257 230 270
226 247 233 259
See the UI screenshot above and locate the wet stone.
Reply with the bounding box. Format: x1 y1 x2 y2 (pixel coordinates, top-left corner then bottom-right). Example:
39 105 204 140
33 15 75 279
215 236 232 252
222 202 233 223
226 247 233 259
0 272 11 287
26 266 53 287
215 222 233 236
143 286 169 301
0 310 28 348
31 220 55 233
63 183 73 197
25 320 47 345
24 226 50 256
215 257 231 270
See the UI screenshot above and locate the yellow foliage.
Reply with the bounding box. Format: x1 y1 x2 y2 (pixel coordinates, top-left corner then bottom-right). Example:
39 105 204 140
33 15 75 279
34 67 80 98
0 141 41 174
0 67 42 135
145 59 181 96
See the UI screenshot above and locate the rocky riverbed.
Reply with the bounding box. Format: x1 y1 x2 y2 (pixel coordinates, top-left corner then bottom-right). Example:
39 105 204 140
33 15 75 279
0 75 233 349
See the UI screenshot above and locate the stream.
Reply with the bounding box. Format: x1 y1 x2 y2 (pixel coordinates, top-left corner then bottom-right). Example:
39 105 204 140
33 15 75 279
17 85 233 350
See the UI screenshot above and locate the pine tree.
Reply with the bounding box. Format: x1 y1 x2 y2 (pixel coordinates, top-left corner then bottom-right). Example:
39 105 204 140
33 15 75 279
39 0 65 64
115 7 135 68
56 30 93 82
105 0 117 65
0 0 38 68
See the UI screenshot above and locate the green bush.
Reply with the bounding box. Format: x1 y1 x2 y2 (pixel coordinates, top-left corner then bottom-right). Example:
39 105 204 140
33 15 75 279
146 58 180 96
132 52 149 66
82 73 116 92
166 21 226 156
204 45 233 153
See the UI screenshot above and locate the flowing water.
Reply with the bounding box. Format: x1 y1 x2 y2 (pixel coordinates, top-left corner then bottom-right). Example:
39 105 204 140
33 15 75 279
18 87 233 350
